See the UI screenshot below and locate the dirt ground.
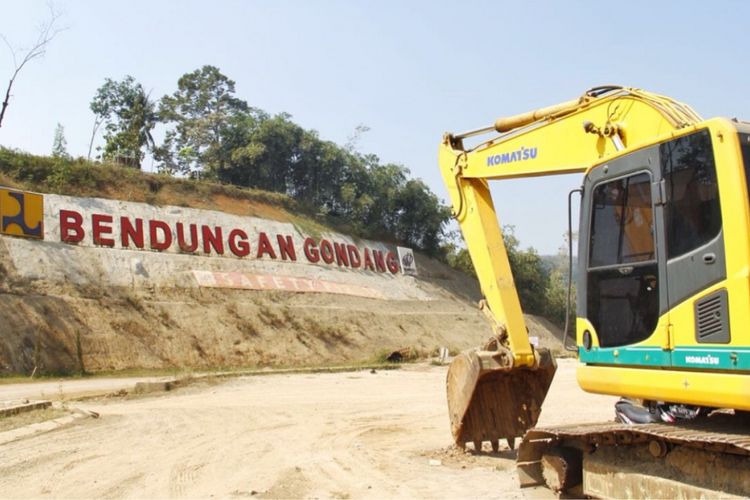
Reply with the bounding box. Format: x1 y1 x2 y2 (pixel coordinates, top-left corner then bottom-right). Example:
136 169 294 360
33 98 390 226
0 358 616 499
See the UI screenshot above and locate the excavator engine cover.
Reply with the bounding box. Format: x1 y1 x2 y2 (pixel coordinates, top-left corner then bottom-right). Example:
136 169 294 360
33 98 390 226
446 344 556 450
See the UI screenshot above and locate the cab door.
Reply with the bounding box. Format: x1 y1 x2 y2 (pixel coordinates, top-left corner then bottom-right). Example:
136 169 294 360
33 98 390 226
578 145 671 366
659 129 727 365
659 130 725 324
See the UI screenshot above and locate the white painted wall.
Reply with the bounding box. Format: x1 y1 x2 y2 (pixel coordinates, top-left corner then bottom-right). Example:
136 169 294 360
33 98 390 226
3 194 430 301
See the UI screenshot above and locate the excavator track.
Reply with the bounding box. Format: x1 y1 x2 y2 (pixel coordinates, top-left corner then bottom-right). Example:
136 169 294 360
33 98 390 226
517 413 750 497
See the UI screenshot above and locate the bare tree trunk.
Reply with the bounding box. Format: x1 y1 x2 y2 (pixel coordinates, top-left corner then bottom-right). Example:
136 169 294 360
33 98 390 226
0 6 64 129
0 76 16 128
87 117 102 160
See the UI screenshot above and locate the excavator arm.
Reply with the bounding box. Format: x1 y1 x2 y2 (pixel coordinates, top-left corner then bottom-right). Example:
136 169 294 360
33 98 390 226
439 85 701 449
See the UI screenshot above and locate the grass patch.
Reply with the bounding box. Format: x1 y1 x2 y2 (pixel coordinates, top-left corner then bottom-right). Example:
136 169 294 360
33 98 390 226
206 363 401 378
290 215 328 241
0 407 68 433
0 371 95 385
10 359 402 382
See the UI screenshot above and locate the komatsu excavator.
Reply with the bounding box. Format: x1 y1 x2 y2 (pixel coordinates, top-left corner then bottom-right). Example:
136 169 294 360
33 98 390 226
439 85 750 497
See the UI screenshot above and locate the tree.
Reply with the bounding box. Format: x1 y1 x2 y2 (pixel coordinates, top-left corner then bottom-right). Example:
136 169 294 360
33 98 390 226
51 122 68 158
157 65 250 177
393 179 451 253
443 230 477 277
544 231 578 327
357 160 408 236
151 65 452 255
90 76 156 168
333 153 373 225
444 225 574 326
503 226 549 315
225 112 302 191
344 124 370 152
0 6 64 128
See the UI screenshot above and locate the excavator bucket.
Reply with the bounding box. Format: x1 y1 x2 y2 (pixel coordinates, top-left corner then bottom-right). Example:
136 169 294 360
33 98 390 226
446 346 556 450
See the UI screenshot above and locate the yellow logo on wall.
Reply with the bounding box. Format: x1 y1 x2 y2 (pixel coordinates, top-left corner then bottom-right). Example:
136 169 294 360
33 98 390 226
0 188 44 239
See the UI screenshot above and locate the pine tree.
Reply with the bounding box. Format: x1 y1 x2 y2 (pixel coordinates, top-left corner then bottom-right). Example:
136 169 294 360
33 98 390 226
51 122 69 159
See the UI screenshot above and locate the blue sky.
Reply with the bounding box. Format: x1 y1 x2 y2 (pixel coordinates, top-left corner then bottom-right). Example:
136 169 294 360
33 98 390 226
2 1 749 253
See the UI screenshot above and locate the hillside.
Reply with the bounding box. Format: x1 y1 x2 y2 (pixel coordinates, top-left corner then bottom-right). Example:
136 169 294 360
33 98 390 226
0 148 326 233
0 150 564 375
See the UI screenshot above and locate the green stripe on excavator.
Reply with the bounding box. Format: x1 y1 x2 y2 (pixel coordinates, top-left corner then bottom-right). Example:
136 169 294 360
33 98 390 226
579 345 750 371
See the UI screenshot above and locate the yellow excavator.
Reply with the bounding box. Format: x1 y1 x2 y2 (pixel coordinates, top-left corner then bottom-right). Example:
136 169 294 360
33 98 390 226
439 85 750 497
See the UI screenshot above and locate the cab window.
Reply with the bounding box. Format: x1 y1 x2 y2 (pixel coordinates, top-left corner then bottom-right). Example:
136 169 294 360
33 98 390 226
660 129 721 259
589 172 655 268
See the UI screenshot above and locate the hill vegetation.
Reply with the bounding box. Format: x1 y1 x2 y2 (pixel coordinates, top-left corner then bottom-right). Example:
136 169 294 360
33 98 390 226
85 66 449 256
444 226 573 328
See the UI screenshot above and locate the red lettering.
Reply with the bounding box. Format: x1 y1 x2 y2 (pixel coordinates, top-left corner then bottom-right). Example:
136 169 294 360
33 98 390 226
256 232 277 259
59 210 84 243
276 234 297 261
176 223 198 253
363 248 375 271
121 217 144 248
202 225 224 255
319 239 335 264
347 244 361 268
91 213 114 247
386 251 399 274
373 250 386 273
228 229 250 257
333 242 349 267
303 237 320 263
149 220 172 251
